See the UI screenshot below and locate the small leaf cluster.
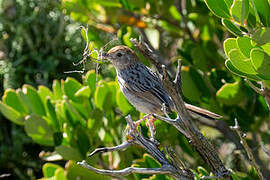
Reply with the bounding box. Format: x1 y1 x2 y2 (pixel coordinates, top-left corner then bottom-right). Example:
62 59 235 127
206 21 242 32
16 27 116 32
205 0 270 86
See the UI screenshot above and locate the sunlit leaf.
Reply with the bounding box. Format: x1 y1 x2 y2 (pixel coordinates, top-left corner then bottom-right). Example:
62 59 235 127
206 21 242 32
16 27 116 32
25 115 54 146
204 0 231 18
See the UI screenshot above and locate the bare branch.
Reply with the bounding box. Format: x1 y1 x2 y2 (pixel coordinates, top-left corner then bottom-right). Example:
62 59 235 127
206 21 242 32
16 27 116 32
174 59 182 88
230 118 264 180
78 160 173 176
88 141 133 157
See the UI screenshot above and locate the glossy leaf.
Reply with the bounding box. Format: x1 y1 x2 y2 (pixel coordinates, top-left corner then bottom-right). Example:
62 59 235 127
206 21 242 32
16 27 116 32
42 163 63 178
182 68 201 102
253 0 270 27
0 101 24 125
116 88 133 114
250 48 270 79
46 98 60 131
216 81 244 105
75 86 91 98
231 0 249 24
94 81 110 110
22 85 46 116
225 60 262 81
38 85 54 104
55 145 82 161
237 36 254 58
2 89 27 114
53 80 63 100
252 28 270 46
224 38 238 57
222 19 243 37
85 70 98 95
55 168 67 180
63 77 83 101
204 0 231 18
228 49 257 74
24 115 54 146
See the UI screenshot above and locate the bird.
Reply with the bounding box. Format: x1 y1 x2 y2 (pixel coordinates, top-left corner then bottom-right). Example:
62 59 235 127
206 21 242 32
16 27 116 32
103 45 221 125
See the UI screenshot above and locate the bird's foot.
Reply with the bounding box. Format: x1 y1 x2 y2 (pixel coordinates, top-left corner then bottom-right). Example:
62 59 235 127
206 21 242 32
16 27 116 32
146 116 160 146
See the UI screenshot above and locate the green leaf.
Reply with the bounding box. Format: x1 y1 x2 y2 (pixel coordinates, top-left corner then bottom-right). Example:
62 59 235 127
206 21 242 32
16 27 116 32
216 81 244 105
252 28 270 46
116 89 133 114
0 101 24 125
94 81 110 110
237 36 254 58
204 0 231 18
55 145 82 161
231 0 249 24
55 168 67 180
25 115 54 146
225 60 262 81
53 80 63 100
63 77 83 101
2 89 27 114
46 98 60 131
228 49 257 74
222 19 243 36
169 5 181 21
85 70 98 95
250 48 270 79
53 132 63 146
182 68 201 102
253 0 270 27
42 163 63 178
22 85 46 116
224 38 238 57
38 85 54 104
224 0 234 8
144 154 160 168
75 86 91 98
75 126 90 158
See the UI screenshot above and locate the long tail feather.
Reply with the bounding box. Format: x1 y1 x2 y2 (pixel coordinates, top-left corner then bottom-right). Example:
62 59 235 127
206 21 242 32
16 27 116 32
185 103 222 120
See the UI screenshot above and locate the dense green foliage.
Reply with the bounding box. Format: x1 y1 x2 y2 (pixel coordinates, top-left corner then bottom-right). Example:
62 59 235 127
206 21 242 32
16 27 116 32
0 0 270 179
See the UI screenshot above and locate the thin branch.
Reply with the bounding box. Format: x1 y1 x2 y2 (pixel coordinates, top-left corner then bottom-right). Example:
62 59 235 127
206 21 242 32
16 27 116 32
78 160 172 176
230 118 264 180
88 141 133 157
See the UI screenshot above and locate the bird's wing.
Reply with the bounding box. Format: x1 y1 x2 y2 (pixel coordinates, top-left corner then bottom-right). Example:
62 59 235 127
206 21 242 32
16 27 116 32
118 63 173 110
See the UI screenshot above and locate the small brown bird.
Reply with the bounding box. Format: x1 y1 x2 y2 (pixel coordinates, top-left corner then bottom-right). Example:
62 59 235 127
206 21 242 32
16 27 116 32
103 45 221 122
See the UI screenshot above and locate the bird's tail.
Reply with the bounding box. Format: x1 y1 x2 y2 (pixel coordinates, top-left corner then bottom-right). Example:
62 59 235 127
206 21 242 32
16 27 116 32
185 103 222 120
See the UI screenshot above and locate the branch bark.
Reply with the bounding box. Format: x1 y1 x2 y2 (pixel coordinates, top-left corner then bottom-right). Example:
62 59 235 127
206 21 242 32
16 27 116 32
131 38 232 179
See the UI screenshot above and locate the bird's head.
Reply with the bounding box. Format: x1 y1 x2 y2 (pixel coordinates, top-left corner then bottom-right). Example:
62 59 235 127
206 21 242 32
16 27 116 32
103 45 139 70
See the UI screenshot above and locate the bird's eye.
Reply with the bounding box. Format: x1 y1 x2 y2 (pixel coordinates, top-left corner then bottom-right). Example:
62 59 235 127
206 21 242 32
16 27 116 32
116 53 122 57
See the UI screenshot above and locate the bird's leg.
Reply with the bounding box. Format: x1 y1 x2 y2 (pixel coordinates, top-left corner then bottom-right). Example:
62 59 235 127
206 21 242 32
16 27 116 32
146 115 160 146
125 114 152 140
134 114 152 128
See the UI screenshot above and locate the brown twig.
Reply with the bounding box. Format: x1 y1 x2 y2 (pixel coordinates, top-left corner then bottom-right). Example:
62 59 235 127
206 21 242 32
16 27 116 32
230 118 264 180
131 38 232 179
